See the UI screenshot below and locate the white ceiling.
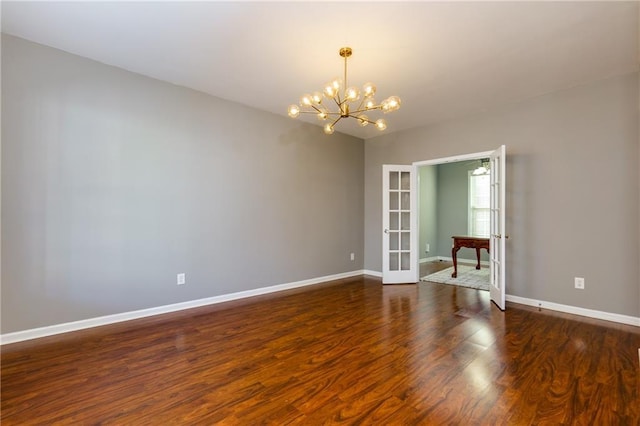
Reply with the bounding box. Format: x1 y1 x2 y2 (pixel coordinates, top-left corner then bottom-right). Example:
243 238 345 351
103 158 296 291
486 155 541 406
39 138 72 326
2 1 638 139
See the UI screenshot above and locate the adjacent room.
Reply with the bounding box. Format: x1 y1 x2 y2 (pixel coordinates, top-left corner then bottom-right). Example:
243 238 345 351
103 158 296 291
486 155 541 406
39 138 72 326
418 160 492 291
2 1 639 424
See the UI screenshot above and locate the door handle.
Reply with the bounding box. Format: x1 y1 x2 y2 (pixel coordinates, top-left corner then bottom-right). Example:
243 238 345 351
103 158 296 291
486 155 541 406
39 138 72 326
384 229 389 234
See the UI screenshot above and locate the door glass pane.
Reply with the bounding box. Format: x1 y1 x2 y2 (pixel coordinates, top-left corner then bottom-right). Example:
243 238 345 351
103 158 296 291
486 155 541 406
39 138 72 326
389 232 399 250
400 192 410 210
389 212 399 231
401 212 410 230
390 172 399 190
389 192 399 210
400 171 410 190
389 252 399 271
401 252 410 270
401 232 410 250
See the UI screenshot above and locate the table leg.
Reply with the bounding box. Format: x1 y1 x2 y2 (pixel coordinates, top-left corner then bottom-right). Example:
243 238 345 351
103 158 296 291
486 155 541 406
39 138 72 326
475 247 481 270
452 246 460 278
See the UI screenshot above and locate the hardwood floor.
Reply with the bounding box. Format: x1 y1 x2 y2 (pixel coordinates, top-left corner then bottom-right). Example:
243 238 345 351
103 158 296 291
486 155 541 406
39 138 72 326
2 274 639 424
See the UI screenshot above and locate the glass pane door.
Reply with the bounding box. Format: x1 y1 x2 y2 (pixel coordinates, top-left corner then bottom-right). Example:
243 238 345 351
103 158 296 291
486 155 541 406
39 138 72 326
382 165 417 284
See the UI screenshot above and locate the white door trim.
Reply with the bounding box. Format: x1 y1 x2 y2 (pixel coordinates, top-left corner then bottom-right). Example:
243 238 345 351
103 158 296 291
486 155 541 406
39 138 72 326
413 150 494 167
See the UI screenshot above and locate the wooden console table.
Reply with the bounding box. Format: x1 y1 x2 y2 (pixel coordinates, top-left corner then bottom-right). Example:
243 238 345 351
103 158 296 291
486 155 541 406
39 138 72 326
451 236 490 278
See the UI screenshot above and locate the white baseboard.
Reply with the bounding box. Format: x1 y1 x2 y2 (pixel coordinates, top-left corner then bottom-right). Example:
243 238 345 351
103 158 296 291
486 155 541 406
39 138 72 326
5 270 635 345
419 256 439 264
364 273 638 327
0 270 365 345
363 269 382 278
506 294 640 327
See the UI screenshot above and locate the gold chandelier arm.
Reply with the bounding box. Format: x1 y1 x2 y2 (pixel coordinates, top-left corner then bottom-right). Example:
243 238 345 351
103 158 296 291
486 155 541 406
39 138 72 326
350 105 382 115
294 110 342 116
335 92 343 106
294 110 322 115
352 115 376 125
292 104 319 115
303 104 333 114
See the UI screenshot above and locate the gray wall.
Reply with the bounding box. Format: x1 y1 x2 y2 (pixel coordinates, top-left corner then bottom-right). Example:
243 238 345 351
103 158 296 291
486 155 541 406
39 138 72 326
365 72 639 317
436 161 470 259
1 35 365 333
418 165 438 261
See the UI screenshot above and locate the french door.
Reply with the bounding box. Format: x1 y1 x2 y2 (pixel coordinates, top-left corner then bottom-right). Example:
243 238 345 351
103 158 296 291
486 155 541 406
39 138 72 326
382 147 506 303
489 145 506 310
382 165 418 284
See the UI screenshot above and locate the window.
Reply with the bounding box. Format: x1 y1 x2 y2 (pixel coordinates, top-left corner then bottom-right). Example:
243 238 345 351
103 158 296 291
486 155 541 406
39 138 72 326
468 172 490 237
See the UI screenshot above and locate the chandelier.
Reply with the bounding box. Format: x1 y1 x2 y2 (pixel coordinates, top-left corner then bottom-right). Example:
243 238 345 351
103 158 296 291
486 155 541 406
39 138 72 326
473 158 491 175
287 47 401 135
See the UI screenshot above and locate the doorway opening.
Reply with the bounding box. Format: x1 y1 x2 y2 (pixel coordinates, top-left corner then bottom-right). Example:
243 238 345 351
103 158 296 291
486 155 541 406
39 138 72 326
416 158 491 292
412 146 506 310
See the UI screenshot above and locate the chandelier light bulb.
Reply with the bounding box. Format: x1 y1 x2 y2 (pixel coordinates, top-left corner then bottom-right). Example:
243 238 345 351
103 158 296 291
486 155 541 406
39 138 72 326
300 94 313 107
288 104 300 118
323 83 337 98
345 87 360 102
375 118 387 131
287 47 400 134
323 123 335 134
387 96 401 112
381 96 401 113
323 79 341 99
311 92 323 104
364 98 376 110
363 82 376 98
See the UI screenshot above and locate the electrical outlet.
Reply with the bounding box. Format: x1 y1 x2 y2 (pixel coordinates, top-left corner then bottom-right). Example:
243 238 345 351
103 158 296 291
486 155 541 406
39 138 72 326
574 277 584 289
350 253 355 261
425 243 430 253
177 273 186 285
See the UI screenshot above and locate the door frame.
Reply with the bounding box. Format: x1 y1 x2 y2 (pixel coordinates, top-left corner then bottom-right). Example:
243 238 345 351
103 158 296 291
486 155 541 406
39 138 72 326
411 149 496 287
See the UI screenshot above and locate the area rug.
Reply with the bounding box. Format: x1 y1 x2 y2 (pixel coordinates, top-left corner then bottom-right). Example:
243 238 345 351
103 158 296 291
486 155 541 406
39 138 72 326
421 265 489 291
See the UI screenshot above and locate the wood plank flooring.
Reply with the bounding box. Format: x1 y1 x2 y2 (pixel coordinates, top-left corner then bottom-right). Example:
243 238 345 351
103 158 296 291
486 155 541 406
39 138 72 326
2 269 639 424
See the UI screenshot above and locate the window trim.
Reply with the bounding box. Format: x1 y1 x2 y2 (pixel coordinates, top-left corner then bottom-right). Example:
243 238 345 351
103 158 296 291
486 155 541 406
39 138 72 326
468 170 491 238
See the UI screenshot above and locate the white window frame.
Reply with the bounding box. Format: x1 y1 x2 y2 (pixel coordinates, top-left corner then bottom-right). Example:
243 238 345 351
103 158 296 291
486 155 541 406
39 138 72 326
468 171 491 238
